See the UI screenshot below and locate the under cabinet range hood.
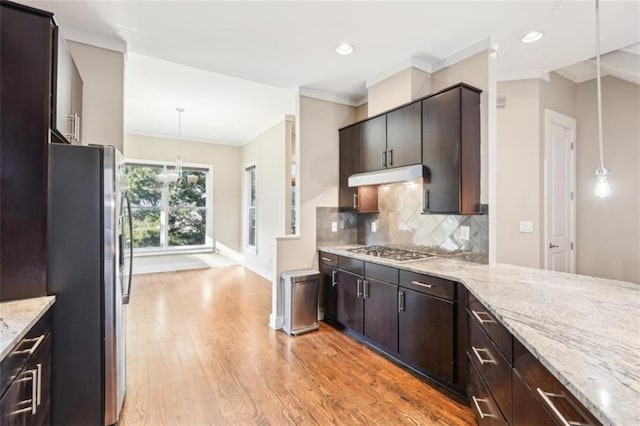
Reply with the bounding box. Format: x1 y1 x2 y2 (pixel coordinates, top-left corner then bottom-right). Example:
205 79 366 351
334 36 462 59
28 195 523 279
348 164 427 187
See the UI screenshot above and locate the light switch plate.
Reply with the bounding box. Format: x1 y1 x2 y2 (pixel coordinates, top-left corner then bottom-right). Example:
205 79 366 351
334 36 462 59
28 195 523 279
331 221 338 232
371 221 378 233
460 226 470 241
520 221 533 233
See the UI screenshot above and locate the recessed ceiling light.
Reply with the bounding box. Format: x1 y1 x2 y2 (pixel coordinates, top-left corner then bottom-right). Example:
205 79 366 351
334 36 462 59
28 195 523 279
336 43 355 55
521 31 544 43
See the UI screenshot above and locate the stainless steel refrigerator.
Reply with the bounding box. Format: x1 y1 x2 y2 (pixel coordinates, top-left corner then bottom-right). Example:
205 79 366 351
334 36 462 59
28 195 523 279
48 144 132 425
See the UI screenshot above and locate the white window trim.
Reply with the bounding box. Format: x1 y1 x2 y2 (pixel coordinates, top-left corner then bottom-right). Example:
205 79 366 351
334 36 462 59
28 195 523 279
245 162 258 254
125 158 214 254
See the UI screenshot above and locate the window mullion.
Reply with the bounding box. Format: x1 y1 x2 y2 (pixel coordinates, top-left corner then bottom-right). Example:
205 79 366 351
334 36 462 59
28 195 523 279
161 170 169 249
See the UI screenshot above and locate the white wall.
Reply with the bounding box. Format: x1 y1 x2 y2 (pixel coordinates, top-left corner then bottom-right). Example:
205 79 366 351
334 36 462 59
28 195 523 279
241 121 287 280
575 77 640 283
367 68 431 116
68 41 125 152
124 133 242 252
271 97 358 328
496 79 542 267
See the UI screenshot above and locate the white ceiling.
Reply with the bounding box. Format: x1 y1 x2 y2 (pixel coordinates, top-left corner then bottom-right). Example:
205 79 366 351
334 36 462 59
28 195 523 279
556 43 640 84
125 53 296 145
25 0 640 143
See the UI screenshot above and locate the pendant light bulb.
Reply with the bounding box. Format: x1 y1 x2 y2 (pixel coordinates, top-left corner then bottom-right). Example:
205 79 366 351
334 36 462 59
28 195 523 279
594 167 611 198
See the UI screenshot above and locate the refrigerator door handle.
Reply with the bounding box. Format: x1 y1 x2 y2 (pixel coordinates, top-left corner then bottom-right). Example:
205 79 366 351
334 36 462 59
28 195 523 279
122 192 133 305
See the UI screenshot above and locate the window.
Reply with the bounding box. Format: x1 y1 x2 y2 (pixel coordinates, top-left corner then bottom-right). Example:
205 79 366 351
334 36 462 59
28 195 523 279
245 164 257 251
125 160 212 253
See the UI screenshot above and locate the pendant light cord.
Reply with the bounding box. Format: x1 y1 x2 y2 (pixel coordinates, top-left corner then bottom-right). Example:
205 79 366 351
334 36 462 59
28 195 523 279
595 0 605 170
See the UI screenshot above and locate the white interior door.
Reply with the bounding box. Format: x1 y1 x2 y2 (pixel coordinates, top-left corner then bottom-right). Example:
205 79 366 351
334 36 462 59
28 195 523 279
544 109 576 273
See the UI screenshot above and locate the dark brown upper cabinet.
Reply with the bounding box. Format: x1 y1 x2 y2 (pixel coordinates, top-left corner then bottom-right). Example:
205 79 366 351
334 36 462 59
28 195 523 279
0 1 54 301
386 102 422 168
339 126 378 212
358 115 387 172
422 85 481 214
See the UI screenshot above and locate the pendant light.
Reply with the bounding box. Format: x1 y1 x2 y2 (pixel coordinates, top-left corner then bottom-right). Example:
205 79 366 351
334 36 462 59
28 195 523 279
156 108 184 186
593 0 611 198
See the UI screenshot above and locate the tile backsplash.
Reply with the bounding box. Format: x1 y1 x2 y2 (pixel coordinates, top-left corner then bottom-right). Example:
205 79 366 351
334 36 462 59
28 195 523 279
317 179 489 263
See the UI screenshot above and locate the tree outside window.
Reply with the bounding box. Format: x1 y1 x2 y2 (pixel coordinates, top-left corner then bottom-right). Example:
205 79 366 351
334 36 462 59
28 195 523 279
125 161 211 252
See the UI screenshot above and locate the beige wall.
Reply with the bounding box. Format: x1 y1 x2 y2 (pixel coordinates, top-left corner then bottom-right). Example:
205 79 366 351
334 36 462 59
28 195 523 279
355 103 368 121
68 41 124 152
496 79 542 267
433 52 491 205
123 133 242 252
271 96 358 328
240 121 287 279
367 67 431 116
575 77 640 283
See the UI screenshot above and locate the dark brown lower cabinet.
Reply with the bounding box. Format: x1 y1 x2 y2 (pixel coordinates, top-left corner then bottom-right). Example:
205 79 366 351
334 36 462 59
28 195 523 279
398 287 454 383
512 369 555 425
467 360 507 425
0 333 51 426
320 264 338 321
336 270 364 334
363 278 398 353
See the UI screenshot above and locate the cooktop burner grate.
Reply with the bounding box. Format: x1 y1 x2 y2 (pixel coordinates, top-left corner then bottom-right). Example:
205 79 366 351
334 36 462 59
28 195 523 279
346 245 434 262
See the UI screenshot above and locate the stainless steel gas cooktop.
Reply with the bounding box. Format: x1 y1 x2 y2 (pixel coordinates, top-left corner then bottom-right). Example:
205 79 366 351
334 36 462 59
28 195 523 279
346 245 434 263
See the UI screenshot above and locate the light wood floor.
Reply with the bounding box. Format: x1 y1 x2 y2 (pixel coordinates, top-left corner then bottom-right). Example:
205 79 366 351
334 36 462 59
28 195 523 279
120 266 475 425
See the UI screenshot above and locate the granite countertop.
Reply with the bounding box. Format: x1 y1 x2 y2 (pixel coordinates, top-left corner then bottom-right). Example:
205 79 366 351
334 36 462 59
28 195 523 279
0 296 55 362
319 245 640 426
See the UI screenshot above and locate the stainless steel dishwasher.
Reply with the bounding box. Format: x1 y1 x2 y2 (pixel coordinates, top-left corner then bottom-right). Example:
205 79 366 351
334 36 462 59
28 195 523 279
282 269 320 335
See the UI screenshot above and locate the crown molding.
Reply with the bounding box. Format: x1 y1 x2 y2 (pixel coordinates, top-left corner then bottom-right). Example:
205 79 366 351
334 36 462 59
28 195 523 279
430 37 498 74
298 87 365 107
60 26 127 54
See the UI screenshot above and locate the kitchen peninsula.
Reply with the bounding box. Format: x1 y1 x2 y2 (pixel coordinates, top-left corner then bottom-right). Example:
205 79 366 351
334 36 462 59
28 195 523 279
319 245 640 426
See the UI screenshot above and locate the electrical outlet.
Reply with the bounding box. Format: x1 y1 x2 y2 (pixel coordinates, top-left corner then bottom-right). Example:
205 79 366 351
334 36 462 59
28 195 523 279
460 226 470 241
331 221 338 232
371 221 378 233
519 221 533 233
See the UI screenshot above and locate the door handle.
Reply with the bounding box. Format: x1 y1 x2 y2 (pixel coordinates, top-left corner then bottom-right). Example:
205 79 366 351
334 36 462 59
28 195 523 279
331 270 338 287
381 150 387 168
356 279 363 298
424 189 430 211
549 243 559 249
398 290 405 312
122 192 133 304
388 149 393 166
363 280 369 298
471 396 496 419
353 193 358 210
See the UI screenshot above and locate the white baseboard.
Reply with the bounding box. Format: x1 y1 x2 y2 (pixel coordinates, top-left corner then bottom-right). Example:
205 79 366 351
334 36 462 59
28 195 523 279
243 261 273 281
216 241 243 263
269 314 283 330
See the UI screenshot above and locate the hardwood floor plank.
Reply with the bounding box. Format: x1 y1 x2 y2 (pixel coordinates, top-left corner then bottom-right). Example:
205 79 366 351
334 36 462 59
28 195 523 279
120 266 475 425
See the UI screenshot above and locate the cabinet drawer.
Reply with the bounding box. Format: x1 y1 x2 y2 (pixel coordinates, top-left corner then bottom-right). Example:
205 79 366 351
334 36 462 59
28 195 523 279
365 262 398 284
338 256 364 275
468 359 507 425
0 310 51 398
399 270 454 300
512 369 555 426
319 252 337 266
513 339 601 426
468 315 512 423
467 292 512 363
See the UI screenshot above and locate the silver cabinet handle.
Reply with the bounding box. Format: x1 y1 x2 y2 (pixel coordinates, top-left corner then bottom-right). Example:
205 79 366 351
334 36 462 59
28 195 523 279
381 150 387 168
388 149 393 166
411 280 433 289
471 396 496 419
353 193 358 210
363 280 369 298
10 370 38 415
356 279 363 298
398 290 405 312
331 270 338 287
472 310 496 325
472 346 496 365
36 363 42 405
536 388 579 426
424 188 430 211
321 257 333 263
15 334 45 355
